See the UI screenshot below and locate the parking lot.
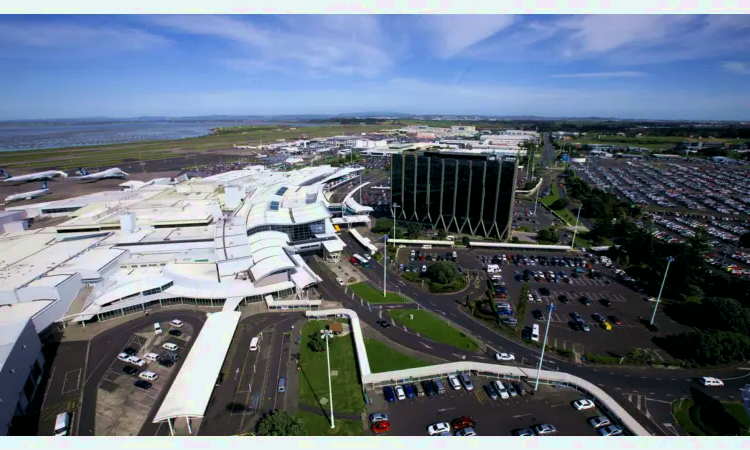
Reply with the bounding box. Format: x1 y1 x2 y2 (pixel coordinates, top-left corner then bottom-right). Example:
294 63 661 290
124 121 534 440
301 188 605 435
94 320 194 436
452 249 692 357
366 375 614 436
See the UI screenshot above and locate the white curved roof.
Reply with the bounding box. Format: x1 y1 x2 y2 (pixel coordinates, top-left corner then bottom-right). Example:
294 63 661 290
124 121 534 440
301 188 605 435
89 276 172 307
250 255 295 282
341 182 371 205
318 167 362 185
152 311 241 422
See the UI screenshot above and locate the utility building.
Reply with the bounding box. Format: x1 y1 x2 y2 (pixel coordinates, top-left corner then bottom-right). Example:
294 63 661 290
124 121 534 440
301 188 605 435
390 152 518 240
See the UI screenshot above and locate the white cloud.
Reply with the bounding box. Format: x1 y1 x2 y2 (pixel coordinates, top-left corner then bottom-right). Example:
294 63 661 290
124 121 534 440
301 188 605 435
418 15 516 59
468 15 750 66
551 71 647 78
0 20 170 51
151 15 395 77
723 61 750 75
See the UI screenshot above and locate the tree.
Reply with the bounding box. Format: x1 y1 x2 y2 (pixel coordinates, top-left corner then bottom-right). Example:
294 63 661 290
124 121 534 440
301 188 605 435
426 261 460 285
550 198 568 210
462 236 471 247
670 330 750 365
702 297 750 335
537 227 559 244
307 332 325 352
257 410 307 436
437 229 447 240
510 236 520 243
406 222 420 238
372 218 393 233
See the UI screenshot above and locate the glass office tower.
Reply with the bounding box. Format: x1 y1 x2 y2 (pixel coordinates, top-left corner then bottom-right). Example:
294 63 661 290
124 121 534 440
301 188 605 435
391 152 518 240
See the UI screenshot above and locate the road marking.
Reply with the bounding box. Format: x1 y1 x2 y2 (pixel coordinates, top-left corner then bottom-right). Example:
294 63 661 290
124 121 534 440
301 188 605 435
636 395 642 410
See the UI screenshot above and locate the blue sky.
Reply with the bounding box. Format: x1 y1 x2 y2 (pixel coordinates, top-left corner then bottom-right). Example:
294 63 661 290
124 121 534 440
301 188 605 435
1 14 749 120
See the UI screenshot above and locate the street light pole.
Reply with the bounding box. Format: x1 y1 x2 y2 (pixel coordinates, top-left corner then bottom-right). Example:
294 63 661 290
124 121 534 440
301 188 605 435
324 329 335 429
392 203 400 239
534 302 556 391
571 204 582 249
650 256 674 326
533 183 540 216
383 235 388 297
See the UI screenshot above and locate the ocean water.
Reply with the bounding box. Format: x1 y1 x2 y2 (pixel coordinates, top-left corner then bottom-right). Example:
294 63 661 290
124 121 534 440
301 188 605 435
0 120 317 152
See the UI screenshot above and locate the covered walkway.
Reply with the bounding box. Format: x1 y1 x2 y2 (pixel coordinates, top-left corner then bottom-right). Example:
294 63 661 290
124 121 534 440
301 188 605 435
152 311 241 434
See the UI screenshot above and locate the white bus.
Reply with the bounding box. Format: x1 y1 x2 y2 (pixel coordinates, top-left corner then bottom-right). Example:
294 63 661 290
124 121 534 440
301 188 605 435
250 337 260 351
353 254 370 268
531 324 540 342
486 264 500 273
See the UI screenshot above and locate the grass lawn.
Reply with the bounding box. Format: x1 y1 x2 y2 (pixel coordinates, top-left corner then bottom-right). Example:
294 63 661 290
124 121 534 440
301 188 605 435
364 338 431 373
298 320 365 415
387 309 478 351
541 183 578 225
672 399 750 436
348 282 408 304
295 410 364 436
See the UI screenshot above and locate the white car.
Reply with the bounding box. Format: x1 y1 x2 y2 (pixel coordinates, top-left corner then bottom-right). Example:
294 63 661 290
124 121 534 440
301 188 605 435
534 424 557 435
394 385 406 400
495 352 515 362
336 277 345 286
117 352 131 362
573 399 596 410
698 376 724 387
127 356 146 367
169 319 184 328
427 422 451 436
448 375 462 390
493 380 510 399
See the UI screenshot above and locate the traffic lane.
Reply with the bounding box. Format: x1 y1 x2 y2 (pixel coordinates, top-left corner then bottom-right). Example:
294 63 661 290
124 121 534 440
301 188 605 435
32 340 89 437
78 310 207 436
313 270 478 361
265 316 297 413
374 382 600 437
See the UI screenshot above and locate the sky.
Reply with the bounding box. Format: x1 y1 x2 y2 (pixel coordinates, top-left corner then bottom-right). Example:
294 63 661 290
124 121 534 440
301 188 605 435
1 14 749 121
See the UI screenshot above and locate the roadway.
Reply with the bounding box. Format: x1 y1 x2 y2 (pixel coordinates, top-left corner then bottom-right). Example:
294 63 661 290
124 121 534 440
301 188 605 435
322 236 750 436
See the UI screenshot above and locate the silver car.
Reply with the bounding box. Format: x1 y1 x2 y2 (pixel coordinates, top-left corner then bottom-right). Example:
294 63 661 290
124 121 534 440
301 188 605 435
370 412 389 423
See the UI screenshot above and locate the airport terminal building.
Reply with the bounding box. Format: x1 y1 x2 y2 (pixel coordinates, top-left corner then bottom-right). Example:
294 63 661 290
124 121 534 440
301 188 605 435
0 164 374 434
391 152 518 239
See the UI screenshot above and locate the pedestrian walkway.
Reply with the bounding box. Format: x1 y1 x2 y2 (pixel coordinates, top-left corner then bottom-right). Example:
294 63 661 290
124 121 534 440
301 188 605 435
621 393 680 436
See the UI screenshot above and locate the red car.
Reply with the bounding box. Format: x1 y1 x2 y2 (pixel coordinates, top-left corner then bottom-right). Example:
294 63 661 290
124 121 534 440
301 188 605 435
451 416 476 431
609 316 622 325
372 421 390 434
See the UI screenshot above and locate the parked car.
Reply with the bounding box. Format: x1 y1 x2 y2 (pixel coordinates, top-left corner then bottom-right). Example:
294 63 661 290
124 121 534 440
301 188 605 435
455 427 476 436
600 298 612 307
448 375 462 390
404 384 416 398
588 416 612 429
514 428 535 436
372 421 390 434
533 424 558 435
422 380 435 396
512 381 526 396
134 380 152 390
573 399 596 410
394 385 406 400
121 365 137 376
459 372 474 390
427 422 451 436
484 384 499 400
121 347 138 356
376 320 391 328
168 329 182 337
451 416 476 430
370 413 389 423
532 309 544 320
609 316 622 325
598 425 623 436
505 382 518 397
383 386 396 402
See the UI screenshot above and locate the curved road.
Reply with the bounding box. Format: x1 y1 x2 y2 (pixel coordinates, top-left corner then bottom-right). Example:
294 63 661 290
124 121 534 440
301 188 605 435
320 236 750 436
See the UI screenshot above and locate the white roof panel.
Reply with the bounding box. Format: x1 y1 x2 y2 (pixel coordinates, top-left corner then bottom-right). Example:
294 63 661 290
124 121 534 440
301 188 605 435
152 311 241 422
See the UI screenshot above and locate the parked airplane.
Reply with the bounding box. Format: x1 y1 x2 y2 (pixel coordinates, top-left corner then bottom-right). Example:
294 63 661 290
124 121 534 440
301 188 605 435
4 181 50 203
1 169 68 184
74 167 128 181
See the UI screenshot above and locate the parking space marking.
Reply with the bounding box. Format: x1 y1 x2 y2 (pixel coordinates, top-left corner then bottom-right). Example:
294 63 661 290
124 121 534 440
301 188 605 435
62 368 82 395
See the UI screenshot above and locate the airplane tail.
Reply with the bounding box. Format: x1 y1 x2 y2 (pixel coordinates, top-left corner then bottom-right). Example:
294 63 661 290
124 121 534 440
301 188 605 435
0 169 10 179
42 181 48 190
78 167 90 176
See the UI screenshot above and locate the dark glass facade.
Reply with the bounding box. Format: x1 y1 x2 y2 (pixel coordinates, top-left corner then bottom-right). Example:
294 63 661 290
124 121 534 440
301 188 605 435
391 152 517 239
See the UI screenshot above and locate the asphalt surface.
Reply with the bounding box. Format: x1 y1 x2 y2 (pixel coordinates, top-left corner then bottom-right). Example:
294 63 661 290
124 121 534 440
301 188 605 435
321 238 750 436
76 309 208 436
197 313 300 436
